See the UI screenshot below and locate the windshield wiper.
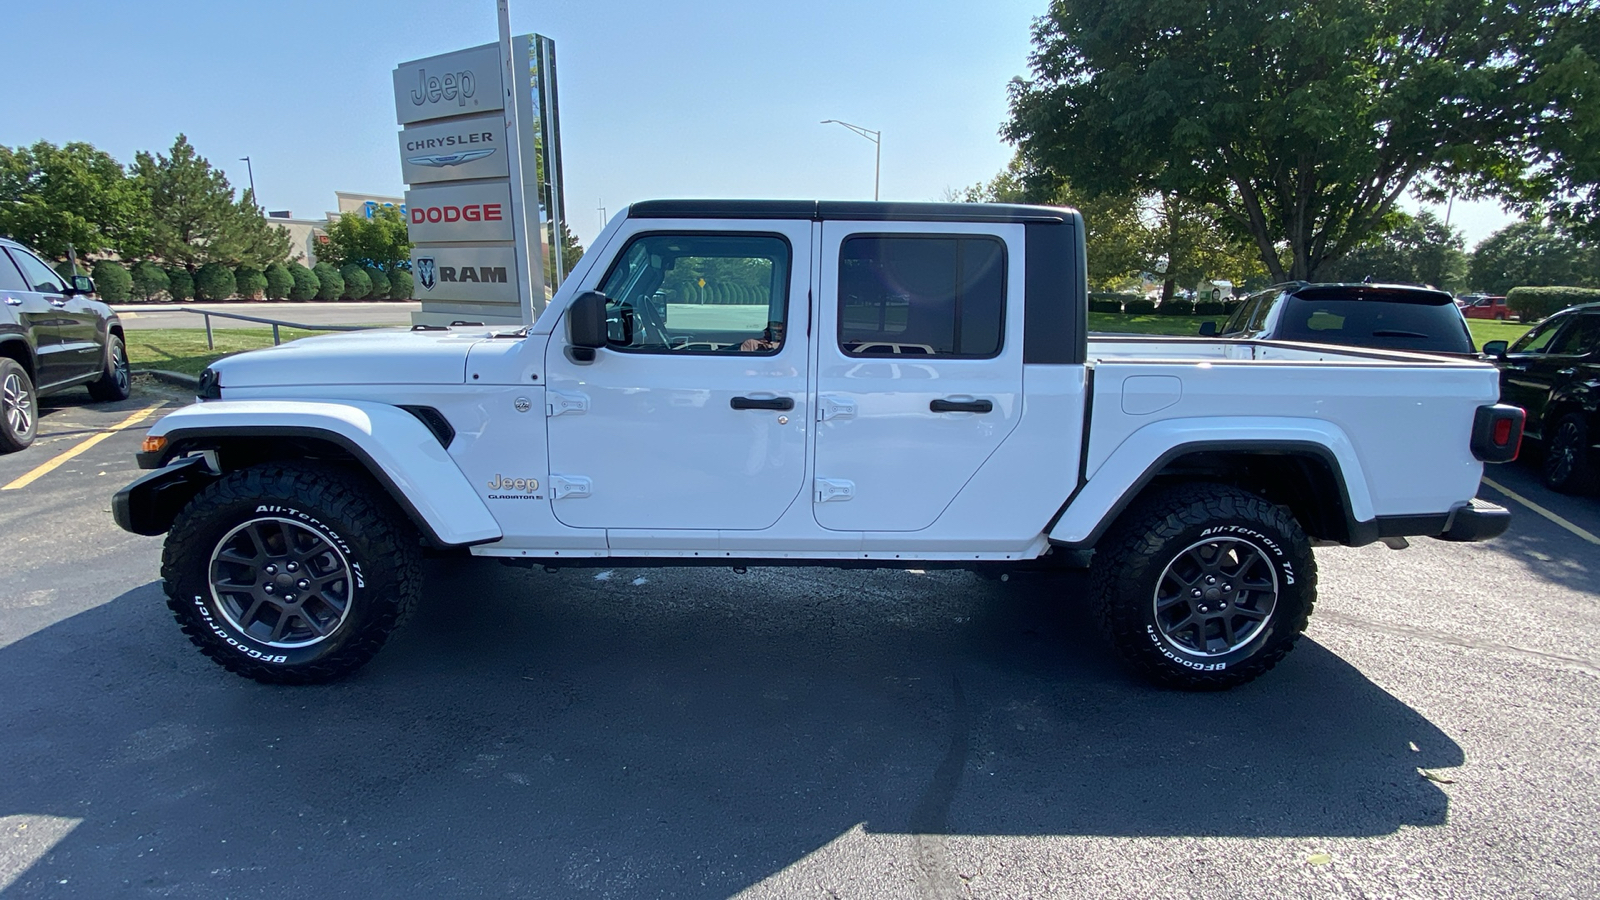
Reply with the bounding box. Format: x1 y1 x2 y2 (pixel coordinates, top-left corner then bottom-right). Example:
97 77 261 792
1371 330 1429 338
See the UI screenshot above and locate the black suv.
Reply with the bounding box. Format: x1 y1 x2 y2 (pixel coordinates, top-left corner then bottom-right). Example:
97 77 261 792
0 237 130 452
1206 283 1477 357
1484 303 1600 493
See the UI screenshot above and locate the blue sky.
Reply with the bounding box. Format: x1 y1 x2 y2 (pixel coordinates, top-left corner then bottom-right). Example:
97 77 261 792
1 0 1512 250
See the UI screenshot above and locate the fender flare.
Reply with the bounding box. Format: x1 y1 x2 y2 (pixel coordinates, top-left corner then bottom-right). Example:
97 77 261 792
136 400 502 547
1048 417 1374 548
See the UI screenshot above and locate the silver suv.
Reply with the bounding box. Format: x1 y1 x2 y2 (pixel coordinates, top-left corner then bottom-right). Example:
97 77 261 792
0 237 129 452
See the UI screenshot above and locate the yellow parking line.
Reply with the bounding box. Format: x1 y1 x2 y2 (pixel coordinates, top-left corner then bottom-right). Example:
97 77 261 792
2 403 165 491
1481 477 1600 546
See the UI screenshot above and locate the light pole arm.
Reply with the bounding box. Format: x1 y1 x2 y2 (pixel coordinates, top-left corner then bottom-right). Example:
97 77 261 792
821 120 882 201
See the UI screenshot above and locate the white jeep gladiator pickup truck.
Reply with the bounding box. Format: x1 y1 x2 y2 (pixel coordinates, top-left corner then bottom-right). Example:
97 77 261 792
113 200 1524 689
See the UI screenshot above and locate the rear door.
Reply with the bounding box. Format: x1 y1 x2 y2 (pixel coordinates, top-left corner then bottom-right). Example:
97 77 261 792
543 221 812 530
812 221 1023 531
1499 312 1573 433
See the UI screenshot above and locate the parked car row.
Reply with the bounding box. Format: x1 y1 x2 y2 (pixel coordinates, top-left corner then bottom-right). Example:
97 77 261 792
1483 303 1600 493
0 237 129 453
1202 282 1478 357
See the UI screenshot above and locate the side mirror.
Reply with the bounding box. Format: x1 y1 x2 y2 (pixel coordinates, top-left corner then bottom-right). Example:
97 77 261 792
566 290 609 361
67 275 95 296
1482 340 1508 358
1198 321 1218 337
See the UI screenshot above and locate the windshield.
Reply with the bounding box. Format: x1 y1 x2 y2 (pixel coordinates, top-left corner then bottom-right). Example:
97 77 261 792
1275 296 1473 353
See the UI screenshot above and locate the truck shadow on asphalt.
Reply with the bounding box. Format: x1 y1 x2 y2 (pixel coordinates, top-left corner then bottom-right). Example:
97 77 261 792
1 563 1461 897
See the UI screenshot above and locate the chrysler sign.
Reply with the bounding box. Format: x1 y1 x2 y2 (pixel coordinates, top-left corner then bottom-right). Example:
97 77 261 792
393 44 504 125
403 182 515 243
397 113 508 184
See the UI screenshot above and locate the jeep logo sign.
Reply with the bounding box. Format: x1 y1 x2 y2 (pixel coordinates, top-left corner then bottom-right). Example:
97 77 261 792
403 182 514 243
393 44 504 125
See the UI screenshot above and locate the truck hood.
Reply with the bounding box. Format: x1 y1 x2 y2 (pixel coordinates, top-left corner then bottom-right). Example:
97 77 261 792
208 328 495 388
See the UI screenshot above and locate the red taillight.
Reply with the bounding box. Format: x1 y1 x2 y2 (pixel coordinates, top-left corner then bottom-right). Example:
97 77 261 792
1493 417 1513 447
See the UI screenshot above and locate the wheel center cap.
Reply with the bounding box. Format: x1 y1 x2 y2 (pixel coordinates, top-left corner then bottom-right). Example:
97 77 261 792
1204 587 1223 602
274 572 297 587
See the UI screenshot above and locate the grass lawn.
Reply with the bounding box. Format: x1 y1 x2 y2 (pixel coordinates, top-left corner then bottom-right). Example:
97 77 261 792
126 328 337 377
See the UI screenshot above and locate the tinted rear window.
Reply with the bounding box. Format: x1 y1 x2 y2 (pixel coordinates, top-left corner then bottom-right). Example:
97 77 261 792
1276 296 1473 353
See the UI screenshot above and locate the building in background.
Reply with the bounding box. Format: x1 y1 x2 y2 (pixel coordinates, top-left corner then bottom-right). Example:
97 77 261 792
266 192 406 267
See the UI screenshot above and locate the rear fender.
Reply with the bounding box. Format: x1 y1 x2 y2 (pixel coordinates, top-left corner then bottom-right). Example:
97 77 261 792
135 400 502 546
1049 417 1374 547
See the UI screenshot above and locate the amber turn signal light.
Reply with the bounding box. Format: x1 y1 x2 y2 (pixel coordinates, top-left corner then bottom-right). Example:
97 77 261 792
142 435 168 454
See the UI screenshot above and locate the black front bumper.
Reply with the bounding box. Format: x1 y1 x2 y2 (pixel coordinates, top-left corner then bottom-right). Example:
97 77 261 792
111 455 218 536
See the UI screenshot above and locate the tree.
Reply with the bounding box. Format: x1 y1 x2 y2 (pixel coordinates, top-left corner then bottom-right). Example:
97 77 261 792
338 264 371 300
1006 0 1548 282
193 261 236 300
130 261 169 301
1319 210 1469 290
312 262 343 301
0 141 148 261
544 222 585 289
316 205 410 272
1520 3 1600 239
132 134 291 270
388 268 413 301
1468 221 1600 295
90 260 133 302
166 267 193 301
363 266 390 300
233 265 267 300
287 262 319 301
263 262 293 300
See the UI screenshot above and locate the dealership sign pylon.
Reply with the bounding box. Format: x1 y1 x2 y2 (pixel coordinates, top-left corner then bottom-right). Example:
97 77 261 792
394 17 566 327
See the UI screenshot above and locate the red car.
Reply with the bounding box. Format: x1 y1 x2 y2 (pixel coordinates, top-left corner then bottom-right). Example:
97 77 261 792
1459 295 1512 320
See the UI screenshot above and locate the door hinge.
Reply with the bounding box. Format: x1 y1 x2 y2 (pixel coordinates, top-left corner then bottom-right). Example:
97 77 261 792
817 395 856 422
815 478 855 503
547 390 589 417
548 475 592 500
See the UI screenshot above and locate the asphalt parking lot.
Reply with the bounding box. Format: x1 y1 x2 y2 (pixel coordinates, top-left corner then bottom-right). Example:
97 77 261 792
0 382 1596 899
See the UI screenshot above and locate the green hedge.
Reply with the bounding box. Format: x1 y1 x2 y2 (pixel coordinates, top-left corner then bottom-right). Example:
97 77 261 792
1088 298 1123 314
1194 299 1227 316
338 264 371 301
288 262 319 301
166 268 194 301
388 268 414 300
1158 298 1195 316
233 265 267 300
194 262 236 301
90 260 132 302
312 263 343 301
130 262 169 301
1506 286 1600 321
1124 298 1157 315
263 262 294 300
364 266 391 300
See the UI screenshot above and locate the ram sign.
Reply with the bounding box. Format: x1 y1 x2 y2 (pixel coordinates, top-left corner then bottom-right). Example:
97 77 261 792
409 245 520 305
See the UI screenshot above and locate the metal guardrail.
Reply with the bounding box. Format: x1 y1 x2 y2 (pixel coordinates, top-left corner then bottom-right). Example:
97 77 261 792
179 308 370 349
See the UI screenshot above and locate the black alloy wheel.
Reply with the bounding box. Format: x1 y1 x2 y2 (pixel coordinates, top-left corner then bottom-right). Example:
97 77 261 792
1543 412 1597 494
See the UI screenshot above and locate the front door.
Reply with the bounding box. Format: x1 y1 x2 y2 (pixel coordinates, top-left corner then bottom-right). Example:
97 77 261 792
1 248 74 387
544 222 812 530
813 222 1025 531
1500 314 1572 435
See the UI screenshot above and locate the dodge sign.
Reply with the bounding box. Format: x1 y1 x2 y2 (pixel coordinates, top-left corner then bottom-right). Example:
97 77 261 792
403 182 515 243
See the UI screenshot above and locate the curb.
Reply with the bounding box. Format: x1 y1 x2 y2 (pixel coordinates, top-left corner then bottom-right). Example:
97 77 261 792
135 368 200 389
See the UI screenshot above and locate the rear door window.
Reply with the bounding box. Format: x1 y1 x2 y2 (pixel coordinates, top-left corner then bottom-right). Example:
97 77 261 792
6 248 67 294
0 251 30 293
837 235 1006 358
1277 296 1473 353
1547 313 1600 356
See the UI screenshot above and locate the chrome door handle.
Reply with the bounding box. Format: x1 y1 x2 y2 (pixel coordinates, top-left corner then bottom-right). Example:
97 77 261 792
1558 368 1578 376
2 297 20 306
48 299 66 308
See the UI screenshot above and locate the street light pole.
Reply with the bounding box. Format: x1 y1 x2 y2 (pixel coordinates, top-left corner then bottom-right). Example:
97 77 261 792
238 156 256 204
821 119 881 201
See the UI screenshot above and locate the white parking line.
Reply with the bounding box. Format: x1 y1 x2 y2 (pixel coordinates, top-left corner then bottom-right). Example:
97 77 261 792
1481 477 1600 546
1 403 164 491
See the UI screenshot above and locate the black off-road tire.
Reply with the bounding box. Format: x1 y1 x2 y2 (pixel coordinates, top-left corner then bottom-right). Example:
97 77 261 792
161 463 423 684
0 357 37 453
87 333 131 402
1090 482 1317 690
1541 412 1597 495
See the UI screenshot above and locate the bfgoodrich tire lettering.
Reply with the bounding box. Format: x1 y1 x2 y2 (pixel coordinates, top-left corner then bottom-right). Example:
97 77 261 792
1091 482 1317 690
161 463 422 684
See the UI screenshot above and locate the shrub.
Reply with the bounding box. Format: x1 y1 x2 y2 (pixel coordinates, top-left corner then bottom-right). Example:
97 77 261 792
263 262 294 300
387 268 414 301
193 262 236 301
233 265 267 300
1088 298 1123 314
1123 298 1157 315
312 262 343 301
89 260 132 302
287 262 319 301
364 266 391 300
1159 298 1197 316
1194 299 1227 316
338 264 371 300
130 261 169 301
54 260 81 281
166 268 194 301
1506 286 1600 322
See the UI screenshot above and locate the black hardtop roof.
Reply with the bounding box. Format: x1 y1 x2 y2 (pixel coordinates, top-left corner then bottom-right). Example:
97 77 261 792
628 199 1075 224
